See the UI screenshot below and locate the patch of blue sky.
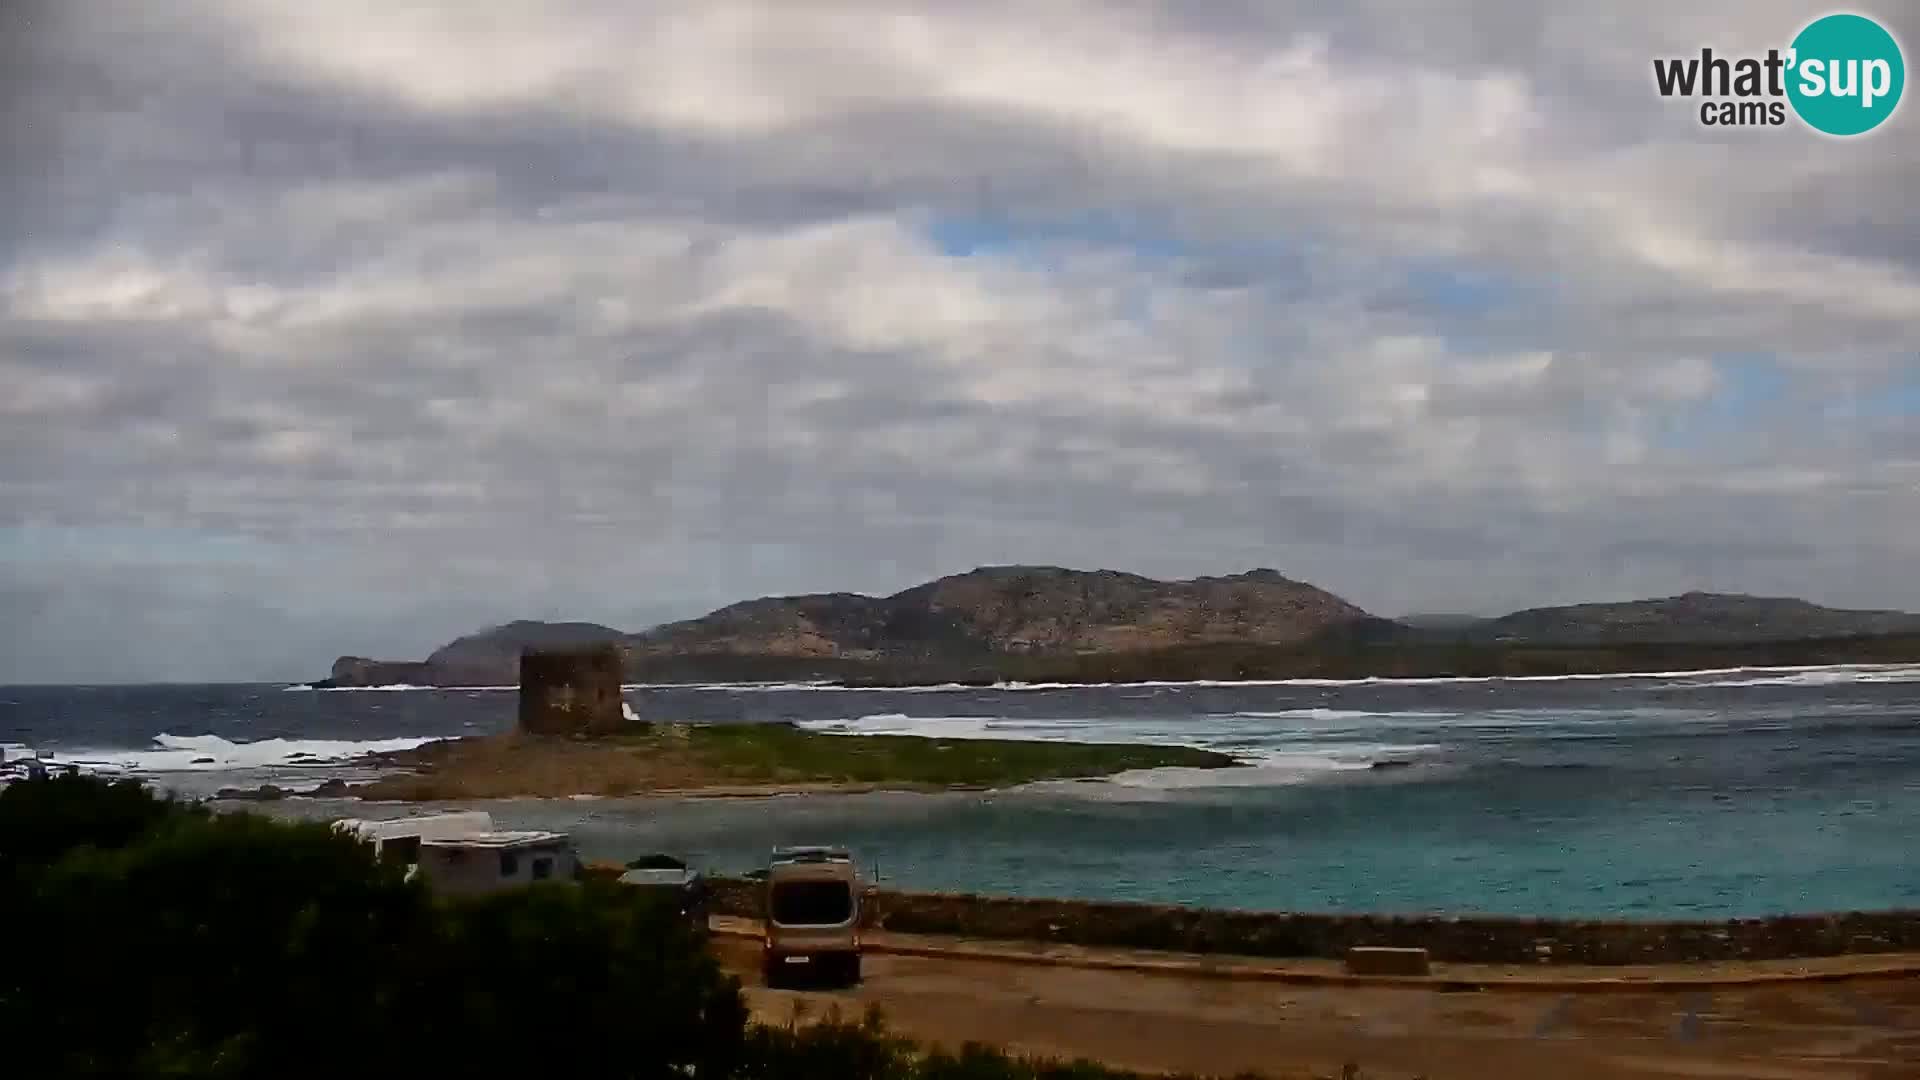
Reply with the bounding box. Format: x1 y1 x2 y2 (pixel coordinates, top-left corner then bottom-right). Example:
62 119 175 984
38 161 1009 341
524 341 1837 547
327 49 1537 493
923 207 1192 264
1655 353 1790 451
1850 367 1920 419
923 206 1317 340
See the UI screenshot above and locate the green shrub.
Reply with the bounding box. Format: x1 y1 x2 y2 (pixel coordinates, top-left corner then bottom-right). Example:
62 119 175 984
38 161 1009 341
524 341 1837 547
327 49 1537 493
0 777 743 1077
412 878 747 1076
0 777 1265 1080
0 771 196 879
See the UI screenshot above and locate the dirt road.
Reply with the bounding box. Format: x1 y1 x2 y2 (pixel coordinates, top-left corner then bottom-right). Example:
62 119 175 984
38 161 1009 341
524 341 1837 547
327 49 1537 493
710 935 1920 1079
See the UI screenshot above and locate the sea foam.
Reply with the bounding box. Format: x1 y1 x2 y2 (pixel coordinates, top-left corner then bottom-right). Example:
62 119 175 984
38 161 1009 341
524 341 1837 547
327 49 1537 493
56 733 442 773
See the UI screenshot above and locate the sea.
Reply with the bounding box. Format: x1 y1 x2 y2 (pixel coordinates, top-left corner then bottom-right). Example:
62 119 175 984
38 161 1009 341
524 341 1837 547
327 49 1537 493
4 664 1919 919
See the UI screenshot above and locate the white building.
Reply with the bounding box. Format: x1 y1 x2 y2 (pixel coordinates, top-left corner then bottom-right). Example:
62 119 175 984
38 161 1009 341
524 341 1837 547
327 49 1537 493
415 830 576 896
333 811 495 868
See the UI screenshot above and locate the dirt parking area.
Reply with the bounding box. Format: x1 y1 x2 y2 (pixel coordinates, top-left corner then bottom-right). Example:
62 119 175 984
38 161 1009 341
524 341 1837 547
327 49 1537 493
711 935 1920 1079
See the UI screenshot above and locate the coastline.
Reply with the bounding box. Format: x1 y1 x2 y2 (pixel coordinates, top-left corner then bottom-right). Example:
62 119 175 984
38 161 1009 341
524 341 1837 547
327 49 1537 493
303 653 1920 691
829 634 1920 688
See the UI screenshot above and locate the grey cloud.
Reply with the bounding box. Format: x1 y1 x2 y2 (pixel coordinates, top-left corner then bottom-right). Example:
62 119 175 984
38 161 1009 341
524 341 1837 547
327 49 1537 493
4 0 1920 681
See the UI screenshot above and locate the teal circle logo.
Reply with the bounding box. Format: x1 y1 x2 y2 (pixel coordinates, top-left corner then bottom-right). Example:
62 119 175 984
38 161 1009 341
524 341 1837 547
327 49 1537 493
1787 13 1904 136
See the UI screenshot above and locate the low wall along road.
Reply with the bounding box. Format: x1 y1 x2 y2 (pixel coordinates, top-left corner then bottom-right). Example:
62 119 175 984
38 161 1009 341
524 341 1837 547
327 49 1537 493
675 875 1920 966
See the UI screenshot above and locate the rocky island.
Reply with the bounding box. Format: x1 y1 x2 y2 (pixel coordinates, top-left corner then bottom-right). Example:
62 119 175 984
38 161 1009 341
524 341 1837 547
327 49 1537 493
317 641 1234 802
348 727 1233 801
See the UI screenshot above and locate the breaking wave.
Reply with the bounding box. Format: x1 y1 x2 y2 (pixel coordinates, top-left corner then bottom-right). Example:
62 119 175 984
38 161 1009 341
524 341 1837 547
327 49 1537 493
280 663 1920 695
796 710 1448 792
674 663 1920 692
1667 664 1920 689
53 733 442 773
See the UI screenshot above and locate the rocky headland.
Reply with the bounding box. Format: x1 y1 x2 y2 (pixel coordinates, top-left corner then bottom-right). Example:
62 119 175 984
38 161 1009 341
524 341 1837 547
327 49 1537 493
310 565 1920 687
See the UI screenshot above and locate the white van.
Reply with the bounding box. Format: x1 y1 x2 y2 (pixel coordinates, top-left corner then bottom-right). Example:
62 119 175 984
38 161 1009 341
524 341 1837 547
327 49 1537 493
762 846 861 987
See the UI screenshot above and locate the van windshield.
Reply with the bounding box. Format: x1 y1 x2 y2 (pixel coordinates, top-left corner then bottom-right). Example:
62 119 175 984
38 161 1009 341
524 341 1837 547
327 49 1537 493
770 880 853 926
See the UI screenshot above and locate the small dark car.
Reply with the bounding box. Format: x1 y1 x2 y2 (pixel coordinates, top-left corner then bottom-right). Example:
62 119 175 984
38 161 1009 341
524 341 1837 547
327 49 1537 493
616 854 711 935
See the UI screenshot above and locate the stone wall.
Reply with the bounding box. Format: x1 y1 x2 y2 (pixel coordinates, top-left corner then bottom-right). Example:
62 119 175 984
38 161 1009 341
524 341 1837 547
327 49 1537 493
697 877 1920 965
517 644 630 736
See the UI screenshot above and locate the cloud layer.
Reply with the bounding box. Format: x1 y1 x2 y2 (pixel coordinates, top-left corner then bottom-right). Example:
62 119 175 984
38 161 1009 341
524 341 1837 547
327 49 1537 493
3 1 1918 681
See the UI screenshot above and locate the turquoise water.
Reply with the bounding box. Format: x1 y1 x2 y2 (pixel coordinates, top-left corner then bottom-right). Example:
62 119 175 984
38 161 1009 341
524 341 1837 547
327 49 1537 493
73 663 1917 918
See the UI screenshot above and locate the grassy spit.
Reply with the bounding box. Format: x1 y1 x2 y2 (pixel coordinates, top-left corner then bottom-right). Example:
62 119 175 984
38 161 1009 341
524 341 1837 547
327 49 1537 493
351 724 1234 800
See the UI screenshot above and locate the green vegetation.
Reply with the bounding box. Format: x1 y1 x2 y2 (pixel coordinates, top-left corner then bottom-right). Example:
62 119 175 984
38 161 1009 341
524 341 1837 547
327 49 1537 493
685 725 1230 787
351 726 1233 800
2 774 741 1076
838 631 1920 686
0 775 1259 1078
618 631 1920 688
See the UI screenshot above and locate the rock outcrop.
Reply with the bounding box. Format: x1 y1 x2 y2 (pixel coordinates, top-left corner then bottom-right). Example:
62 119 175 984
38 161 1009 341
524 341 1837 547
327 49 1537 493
627 566 1371 661
317 566 1372 685
311 570 1920 686
320 657 432 688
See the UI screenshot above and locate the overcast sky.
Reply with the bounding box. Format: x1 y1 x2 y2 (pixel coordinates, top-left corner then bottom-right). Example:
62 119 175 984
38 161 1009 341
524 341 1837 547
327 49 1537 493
3 2 1918 682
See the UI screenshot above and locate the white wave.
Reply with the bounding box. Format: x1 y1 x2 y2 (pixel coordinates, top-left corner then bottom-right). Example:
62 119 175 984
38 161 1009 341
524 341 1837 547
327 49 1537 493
800 712 1205 743
1078 744 1437 793
805 712 1437 765
634 661 1920 693
281 684 315 692
1241 743 1438 767
800 714 999 739
302 683 513 692
622 680 841 692
1226 708 1459 722
1669 664 1920 689
1105 760 1359 790
56 733 442 772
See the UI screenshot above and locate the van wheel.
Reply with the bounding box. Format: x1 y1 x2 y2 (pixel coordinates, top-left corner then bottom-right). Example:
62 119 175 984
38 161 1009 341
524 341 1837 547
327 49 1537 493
763 953 784 989
843 952 862 986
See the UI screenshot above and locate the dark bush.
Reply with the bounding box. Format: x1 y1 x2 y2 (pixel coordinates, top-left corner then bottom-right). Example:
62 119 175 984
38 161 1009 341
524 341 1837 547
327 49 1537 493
413 877 747 1076
0 777 1263 1080
5 812 431 1074
0 778 743 1077
0 771 196 880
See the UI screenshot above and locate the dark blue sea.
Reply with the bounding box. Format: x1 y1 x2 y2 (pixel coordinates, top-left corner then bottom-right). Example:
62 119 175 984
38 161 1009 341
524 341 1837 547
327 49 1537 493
5 664 1919 918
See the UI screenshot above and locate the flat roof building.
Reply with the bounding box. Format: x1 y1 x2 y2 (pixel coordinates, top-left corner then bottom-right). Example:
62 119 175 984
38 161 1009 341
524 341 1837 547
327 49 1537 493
416 830 576 896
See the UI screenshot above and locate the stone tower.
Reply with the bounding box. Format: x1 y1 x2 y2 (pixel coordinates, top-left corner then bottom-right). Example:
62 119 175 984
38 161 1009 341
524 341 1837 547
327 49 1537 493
517 643 634 736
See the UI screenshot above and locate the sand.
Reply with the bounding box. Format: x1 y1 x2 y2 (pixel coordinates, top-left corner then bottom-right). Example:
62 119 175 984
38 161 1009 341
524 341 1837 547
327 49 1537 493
711 932 1920 1079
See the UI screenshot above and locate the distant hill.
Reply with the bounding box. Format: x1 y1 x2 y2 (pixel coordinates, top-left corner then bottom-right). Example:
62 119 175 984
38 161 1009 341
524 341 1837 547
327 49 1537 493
311 575 1920 687
628 565 1369 661
1463 592 1920 646
323 620 624 687
424 620 627 683
316 566 1370 685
